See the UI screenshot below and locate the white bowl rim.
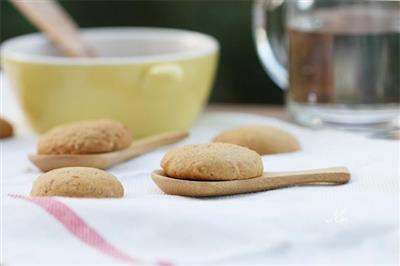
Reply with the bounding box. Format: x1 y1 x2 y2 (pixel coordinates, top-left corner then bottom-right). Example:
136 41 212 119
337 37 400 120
0 27 219 65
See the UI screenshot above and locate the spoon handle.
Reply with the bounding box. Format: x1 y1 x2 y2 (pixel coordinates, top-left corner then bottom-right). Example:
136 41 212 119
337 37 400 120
10 0 94 57
112 131 189 163
260 167 350 187
228 166 350 195
151 167 351 197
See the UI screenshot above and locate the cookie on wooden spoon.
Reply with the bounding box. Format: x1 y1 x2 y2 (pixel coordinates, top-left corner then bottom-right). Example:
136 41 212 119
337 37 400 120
30 119 188 171
152 143 350 197
37 119 132 155
161 143 263 181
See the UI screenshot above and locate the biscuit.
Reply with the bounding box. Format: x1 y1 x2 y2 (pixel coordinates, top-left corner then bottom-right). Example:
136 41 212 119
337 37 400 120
161 143 263 181
30 167 124 198
0 117 13 139
213 125 300 155
38 119 132 155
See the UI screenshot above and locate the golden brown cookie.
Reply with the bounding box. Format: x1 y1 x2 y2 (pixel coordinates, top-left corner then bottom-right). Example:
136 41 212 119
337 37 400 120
38 119 132 155
213 125 300 155
30 167 124 198
0 117 14 139
161 143 263 181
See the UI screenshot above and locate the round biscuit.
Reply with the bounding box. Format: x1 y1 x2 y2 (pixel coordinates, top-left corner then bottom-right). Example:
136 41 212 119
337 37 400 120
38 119 132 155
161 143 263 181
30 167 124 198
213 125 300 155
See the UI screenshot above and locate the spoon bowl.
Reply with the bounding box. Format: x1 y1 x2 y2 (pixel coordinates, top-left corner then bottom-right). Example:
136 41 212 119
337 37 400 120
152 166 351 197
30 131 188 172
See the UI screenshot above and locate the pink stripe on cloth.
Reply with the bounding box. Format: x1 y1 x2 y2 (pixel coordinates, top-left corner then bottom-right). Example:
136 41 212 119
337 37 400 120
9 194 173 266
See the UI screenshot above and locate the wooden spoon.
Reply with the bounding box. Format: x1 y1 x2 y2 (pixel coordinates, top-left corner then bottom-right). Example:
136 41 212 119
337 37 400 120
152 167 351 197
10 0 94 57
29 131 189 172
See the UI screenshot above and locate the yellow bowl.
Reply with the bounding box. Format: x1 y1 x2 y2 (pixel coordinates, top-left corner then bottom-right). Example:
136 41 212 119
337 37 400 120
1 28 219 137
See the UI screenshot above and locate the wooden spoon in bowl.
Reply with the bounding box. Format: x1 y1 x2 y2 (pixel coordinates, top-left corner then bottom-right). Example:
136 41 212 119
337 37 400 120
29 131 189 172
152 167 351 197
10 0 94 57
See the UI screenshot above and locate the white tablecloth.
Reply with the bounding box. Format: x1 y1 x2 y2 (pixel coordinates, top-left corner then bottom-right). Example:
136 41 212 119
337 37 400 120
1 75 399 265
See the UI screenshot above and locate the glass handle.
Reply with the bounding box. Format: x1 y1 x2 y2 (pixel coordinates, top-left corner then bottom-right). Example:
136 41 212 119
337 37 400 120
253 0 288 90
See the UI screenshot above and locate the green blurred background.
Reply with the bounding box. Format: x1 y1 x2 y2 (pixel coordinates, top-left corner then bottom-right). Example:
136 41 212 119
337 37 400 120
0 0 283 104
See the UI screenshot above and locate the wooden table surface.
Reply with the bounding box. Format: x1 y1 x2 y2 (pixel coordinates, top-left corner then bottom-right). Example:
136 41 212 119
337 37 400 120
206 103 289 121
